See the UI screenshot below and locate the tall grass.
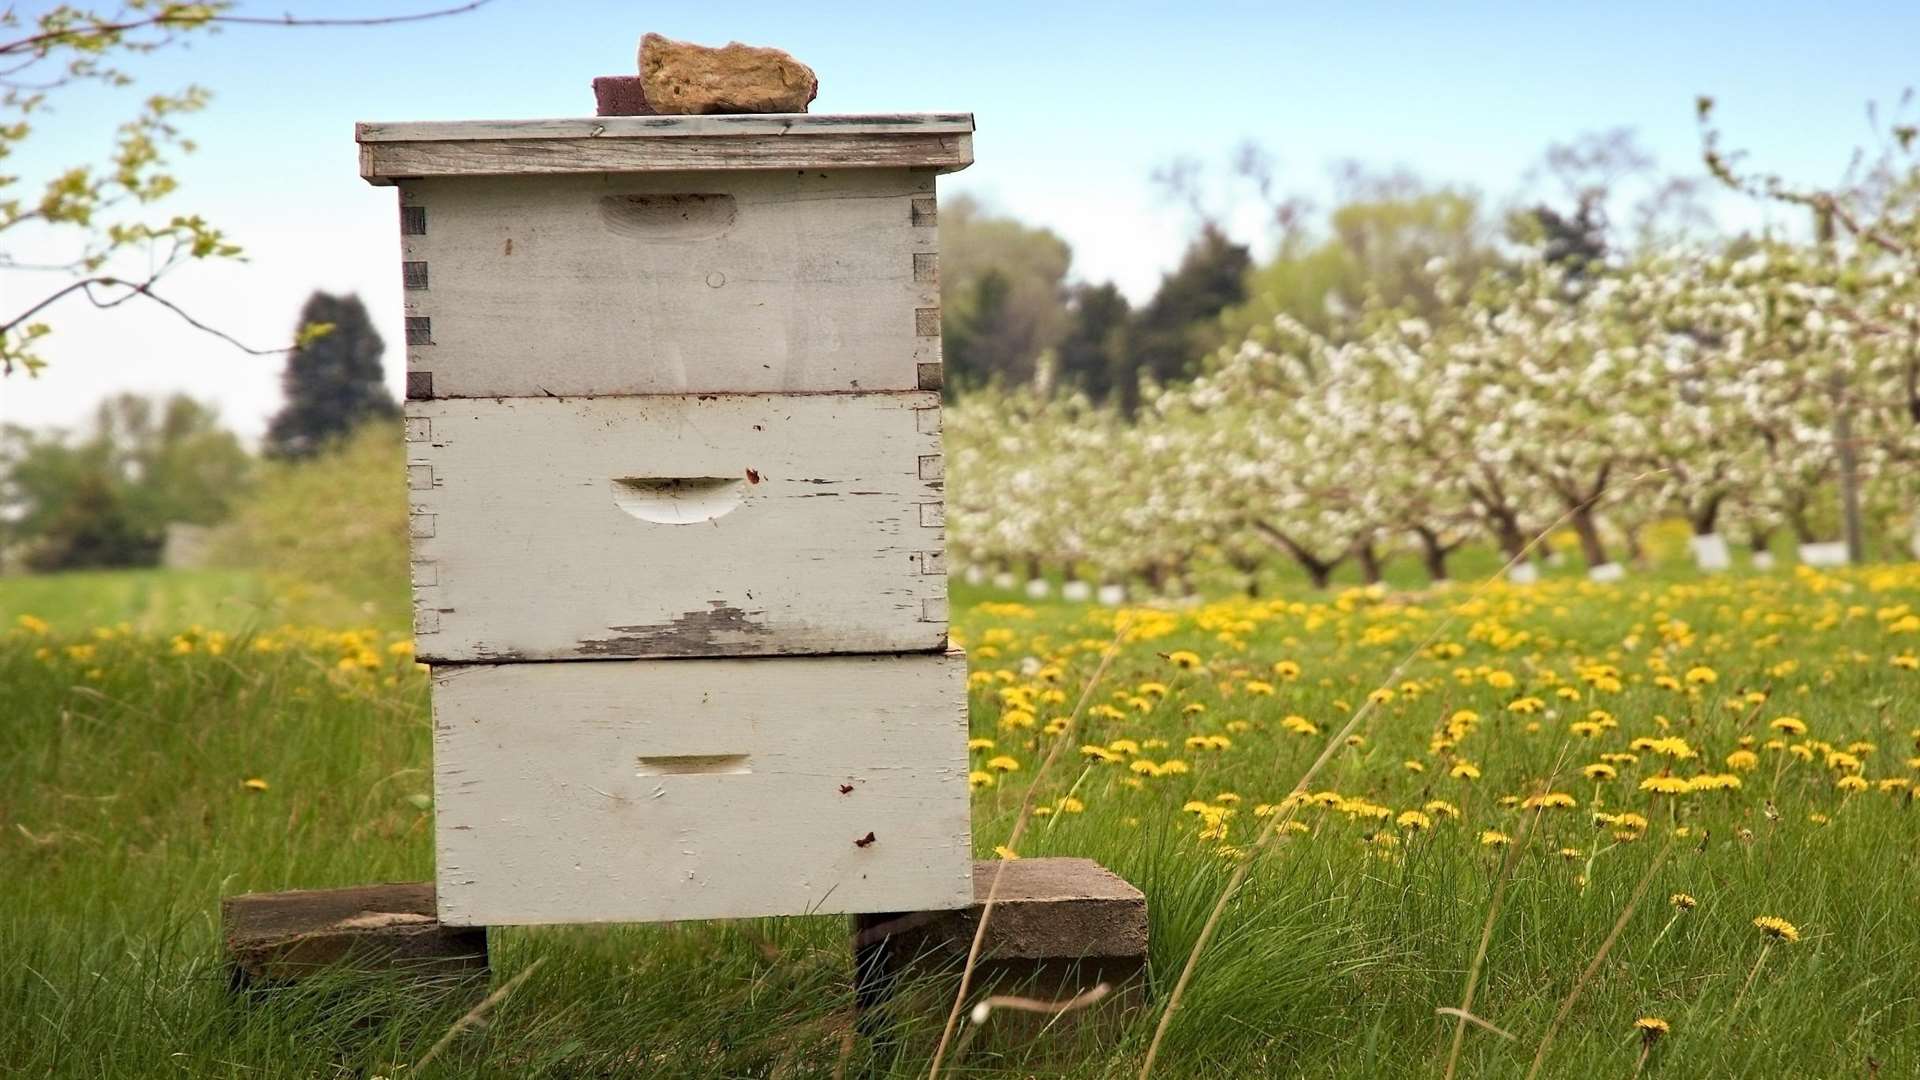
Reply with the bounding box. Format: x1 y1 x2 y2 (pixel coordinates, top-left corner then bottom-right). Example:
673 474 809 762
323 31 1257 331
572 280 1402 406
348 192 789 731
2 568 1918 1076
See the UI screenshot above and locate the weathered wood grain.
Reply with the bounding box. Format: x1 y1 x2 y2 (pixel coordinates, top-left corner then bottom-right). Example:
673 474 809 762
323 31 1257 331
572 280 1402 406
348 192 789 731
358 114 974 182
432 649 972 926
357 113 974 142
406 392 947 663
397 170 940 397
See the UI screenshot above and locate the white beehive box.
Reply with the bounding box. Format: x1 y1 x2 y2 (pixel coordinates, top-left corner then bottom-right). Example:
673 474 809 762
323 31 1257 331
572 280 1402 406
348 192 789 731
360 112 976 925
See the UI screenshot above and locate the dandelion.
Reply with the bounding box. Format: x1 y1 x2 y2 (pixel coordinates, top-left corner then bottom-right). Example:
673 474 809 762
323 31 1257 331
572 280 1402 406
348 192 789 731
1479 830 1511 847
1725 749 1759 771
242 777 269 792
1581 762 1617 781
1770 716 1808 735
1633 1017 1669 1075
1735 916 1800 1013
1271 660 1301 680
1670 893 1697 910
1396 810 1432 831
1836 774 1868 793
986 755 1020 772
992 845 1020 860
1639 774 1692 795
1450 762 1481 780
1167 650 1202 670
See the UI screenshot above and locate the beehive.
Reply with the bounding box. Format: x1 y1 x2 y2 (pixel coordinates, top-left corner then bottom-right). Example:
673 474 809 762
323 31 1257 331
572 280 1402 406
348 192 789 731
358 113 975 926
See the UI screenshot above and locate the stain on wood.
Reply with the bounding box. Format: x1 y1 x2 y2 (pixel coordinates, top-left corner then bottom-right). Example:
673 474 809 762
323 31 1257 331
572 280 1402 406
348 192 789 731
577 601 773 657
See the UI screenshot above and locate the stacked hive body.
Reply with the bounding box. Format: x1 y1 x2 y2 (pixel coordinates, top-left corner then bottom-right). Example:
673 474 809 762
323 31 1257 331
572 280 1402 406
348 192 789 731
357 114 975 927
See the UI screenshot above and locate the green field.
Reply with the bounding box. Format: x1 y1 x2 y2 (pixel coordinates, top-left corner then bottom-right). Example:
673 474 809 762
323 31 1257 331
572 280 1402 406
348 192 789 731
4 565 1919 1077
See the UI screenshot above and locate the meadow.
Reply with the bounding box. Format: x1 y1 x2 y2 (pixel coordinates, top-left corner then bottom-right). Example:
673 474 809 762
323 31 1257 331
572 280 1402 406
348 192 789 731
4 564 1919 1077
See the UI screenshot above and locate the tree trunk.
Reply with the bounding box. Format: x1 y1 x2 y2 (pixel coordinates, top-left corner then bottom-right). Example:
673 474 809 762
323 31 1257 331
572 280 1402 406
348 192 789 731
1690 493 1725 537
1624 523 1647 567
1354 541 1384 586
1254 520 1341 591
1568 505 1610 568
1413 526 1451 582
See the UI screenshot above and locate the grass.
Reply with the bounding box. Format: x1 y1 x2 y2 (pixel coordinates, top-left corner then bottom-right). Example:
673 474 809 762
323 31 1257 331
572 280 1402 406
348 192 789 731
3 563 1919 1076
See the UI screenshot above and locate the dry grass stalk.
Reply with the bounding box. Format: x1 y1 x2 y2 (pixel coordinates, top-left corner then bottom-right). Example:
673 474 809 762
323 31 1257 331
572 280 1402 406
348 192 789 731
1522 837 1676 1080
1433 1007 1516 1041
415 956 545 1071
1440 747 1571 1080
925 618 1132 1079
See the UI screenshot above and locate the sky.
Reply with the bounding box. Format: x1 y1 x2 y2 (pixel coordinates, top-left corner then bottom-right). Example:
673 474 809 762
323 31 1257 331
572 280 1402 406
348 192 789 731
6 0 1918 441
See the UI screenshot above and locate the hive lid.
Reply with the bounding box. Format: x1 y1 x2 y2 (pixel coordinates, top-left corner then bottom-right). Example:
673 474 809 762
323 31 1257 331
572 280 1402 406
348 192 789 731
357 112 974 183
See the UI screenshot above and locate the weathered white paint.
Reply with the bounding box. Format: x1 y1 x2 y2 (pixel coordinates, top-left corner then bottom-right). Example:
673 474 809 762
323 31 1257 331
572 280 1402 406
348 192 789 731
406 392 947 662
1689 533 1732 572
394 170 941 398
432 649 972 926
1587 562 1626 583
1799 541 1850 567
1507 562 1541 586
357 113 975 142
358 115 973 183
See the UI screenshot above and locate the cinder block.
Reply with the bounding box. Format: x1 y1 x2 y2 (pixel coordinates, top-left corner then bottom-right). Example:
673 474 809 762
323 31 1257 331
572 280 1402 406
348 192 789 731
222 882 487 987
851 857 1148 1030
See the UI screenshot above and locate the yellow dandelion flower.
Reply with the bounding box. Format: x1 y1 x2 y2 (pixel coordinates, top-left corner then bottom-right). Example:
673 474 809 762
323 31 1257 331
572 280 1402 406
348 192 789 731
986 755 1020 772
1726 749 1759 771
1396 810 1432 831
1770 716 1807 735
1670 892 1697 910
1479 830 1512 847
1752 915 1800 942
1167 650 1203 670
1450 762 1481 780
1836 774 1868 793
993 845 1020 860
1582 763 1618 781
242 777 269 792
1640 774 1693 795
968 770 994 789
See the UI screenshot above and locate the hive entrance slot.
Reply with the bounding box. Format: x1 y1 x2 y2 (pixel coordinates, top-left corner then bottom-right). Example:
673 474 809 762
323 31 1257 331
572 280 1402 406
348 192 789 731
610 476 745 524
635 753 752 776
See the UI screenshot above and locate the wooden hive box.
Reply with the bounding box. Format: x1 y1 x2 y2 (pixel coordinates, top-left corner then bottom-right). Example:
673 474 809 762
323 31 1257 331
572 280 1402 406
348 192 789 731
359 112 976 926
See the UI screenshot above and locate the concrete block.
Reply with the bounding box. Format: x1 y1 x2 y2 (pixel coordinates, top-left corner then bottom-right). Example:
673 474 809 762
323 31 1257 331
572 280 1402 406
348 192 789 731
222 882 487 987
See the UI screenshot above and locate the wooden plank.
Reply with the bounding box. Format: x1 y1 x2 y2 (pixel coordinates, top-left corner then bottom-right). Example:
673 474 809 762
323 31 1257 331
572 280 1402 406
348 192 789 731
432 649 972 926
362 132 972 182
397 170 941 397
357 113 974 142
406 392 948 663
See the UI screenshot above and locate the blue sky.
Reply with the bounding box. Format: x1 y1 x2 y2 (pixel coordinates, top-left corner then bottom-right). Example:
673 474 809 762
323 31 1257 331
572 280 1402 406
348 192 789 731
7 0 1916 438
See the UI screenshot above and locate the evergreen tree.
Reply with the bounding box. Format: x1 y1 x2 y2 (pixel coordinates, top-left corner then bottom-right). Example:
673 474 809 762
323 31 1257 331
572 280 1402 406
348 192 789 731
264 292 398 459
1121 225 1251 411
1056 283 1132 402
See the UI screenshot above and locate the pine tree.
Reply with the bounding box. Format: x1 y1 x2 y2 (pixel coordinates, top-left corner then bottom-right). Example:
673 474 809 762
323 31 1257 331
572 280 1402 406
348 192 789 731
264 292 398 459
